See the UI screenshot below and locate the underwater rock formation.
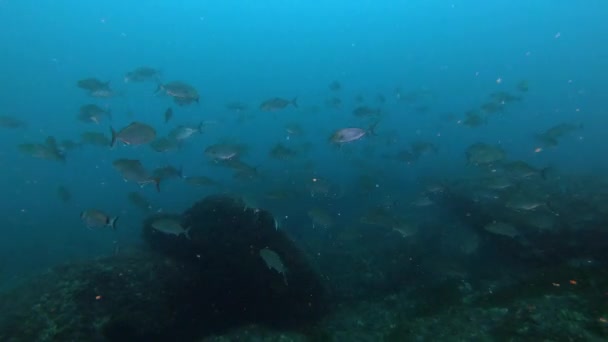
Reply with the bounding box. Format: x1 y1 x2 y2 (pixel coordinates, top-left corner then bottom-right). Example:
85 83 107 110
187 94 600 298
142 195 327 332
0 195 326 341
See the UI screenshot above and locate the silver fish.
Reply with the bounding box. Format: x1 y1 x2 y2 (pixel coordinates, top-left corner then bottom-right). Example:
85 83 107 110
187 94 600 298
111 122 156 147
81 209 118 230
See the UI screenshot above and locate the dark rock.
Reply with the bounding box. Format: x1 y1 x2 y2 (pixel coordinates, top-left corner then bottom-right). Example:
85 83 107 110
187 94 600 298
142 194 328 334
0 195 327 341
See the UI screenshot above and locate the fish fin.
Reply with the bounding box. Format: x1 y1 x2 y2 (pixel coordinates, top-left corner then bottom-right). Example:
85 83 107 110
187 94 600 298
154 177 161 192
110 126 117 147
109 216 119 231
291 97 298 108
197 122 204 133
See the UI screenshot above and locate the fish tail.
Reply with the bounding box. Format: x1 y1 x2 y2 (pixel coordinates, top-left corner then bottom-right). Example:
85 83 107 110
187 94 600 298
291 97 298 108
197 121 204 133
153 177 161 192
107 109 112 121
109 216 119 231
154 83 163 95
178 166 184 179
110 126 117 147
185 227 192 240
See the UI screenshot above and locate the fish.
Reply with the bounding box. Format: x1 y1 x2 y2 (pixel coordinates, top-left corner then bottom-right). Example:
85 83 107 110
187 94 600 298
205 143 243 161
18 136 65 163
269 143 299 160
124 67 161 83
164 107 173 124
479 101 504 114
482 176 513 190
462 110 486 128
112 158 161 191
213 159 259 181
465 143 506 165
392 218 418 238
483 221 520 238
330 121 379 144
285 123 304 137
80 209 118 230
150 137 180 153
259 247 288 285
150 217 190 239
156 81 200 104
330 128 367 144
58 140 80 152
78 104 111 124
411 195 434 207
505 194 547 212
0 115 27 128
127 192 153 212
308 207 334 228
110 122 156 147
89 88 117 98
168 123 203 141
498 160 547 180
489 91 521 104
77 78 110 92
259 97 298 111
535 123 583 147
152 165 183 181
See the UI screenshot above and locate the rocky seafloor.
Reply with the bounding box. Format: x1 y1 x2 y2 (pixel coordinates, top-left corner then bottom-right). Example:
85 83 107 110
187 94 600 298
1 193 608 341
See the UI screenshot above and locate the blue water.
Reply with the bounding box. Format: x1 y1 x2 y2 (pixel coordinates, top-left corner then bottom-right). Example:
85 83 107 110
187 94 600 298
0 0 607 286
